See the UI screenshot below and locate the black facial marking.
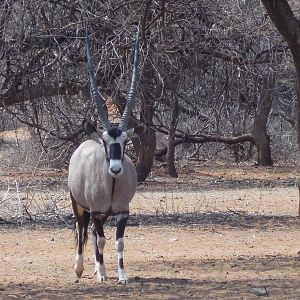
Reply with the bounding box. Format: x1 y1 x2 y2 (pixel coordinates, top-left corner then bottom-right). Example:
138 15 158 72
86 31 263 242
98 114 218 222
108 128 122 139
110 143 122 160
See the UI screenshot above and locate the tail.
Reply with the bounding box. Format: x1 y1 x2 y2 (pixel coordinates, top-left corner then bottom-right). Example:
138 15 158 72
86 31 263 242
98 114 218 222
74 210 90 247
71 192 90 247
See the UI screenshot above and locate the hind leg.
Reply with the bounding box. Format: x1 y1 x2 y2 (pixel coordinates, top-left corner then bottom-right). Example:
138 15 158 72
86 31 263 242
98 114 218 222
71 193 90 278
92 214 108 282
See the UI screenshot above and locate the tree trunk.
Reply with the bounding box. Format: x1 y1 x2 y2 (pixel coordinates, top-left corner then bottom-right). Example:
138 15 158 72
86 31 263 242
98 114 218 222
135 127 156 182
260 0 300 147
167 95 179 177
261 0 300 217
295 71 300 146
115 93 156 183
136 80 157 182
253 74 275 166
254 131 273 166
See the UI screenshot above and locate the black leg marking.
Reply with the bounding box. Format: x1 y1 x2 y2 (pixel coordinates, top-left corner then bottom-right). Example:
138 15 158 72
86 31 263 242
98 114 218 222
92 215 108 264
92 227 104 265
116 212 129 240
119 258 124 269
92 214 108 281
115 212 129 284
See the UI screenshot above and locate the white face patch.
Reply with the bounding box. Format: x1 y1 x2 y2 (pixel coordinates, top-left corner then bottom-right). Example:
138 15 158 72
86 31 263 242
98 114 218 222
108 159 124 178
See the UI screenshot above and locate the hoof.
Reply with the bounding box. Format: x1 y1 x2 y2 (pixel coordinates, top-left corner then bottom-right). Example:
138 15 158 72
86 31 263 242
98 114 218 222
97 274 108 282
75 269 83 279
74 255 84 278
118 278 128 285
74 265 84 278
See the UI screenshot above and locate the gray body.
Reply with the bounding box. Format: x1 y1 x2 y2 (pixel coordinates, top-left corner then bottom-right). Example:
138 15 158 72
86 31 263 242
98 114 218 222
68 138 137 214
70 27 141 284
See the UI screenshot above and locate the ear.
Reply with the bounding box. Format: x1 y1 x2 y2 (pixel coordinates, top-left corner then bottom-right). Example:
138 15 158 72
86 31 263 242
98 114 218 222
82 120 101 139
126 124 147 138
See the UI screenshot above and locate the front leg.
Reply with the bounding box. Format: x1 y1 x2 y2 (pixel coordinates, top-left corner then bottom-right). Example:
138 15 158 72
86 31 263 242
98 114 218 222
115 212 129 284
92 214 108 282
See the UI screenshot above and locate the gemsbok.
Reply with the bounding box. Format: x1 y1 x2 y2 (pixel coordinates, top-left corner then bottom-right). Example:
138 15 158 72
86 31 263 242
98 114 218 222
68 28 145 284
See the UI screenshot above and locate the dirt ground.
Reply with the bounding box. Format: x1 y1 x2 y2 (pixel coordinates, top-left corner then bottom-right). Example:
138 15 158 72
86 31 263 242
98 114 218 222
1 165 300 299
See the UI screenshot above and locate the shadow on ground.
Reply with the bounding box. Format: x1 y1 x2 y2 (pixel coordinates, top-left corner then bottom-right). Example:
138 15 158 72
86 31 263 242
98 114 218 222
1 211 299 231
1 256 300 299
128 212 300 230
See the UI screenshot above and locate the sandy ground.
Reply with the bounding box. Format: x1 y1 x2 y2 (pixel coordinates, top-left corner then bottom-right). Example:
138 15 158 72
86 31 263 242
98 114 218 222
1 165 300 299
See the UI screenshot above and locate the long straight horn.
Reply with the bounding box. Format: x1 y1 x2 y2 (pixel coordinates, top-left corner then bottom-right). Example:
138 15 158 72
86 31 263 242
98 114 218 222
119 28 140 131
86 30 111 131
